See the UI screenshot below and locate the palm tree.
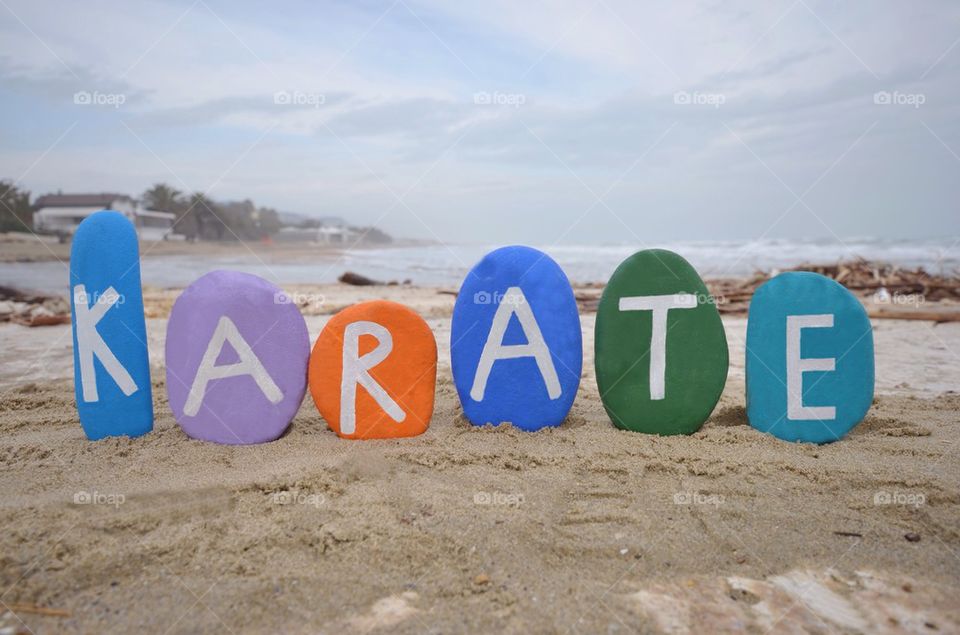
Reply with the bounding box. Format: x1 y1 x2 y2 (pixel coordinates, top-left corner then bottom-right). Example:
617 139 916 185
0 180 32 233
141 183 182 213
188 192 221 240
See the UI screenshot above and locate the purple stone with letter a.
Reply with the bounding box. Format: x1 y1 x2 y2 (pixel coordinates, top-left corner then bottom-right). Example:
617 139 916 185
165 270 309 444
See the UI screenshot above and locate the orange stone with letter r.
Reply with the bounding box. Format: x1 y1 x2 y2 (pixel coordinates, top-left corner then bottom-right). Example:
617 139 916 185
308 300 437 439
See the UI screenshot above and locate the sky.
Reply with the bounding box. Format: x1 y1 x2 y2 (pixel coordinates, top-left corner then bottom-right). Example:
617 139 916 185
1 0 958 244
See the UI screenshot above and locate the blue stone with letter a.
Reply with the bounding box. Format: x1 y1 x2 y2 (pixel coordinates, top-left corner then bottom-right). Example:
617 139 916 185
69 210 153 440
451 246 582 431
746 271 873 443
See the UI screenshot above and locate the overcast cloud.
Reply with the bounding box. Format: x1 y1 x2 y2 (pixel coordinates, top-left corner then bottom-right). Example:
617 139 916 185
1 0 958 244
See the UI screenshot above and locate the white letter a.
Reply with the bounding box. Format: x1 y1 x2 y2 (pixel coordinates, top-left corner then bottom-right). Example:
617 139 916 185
183 316 283 416
470 287 561 402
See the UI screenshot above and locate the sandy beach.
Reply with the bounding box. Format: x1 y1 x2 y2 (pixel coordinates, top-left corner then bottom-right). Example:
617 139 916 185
1 280 958 634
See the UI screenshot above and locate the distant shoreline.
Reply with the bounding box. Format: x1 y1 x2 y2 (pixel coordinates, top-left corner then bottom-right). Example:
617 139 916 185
0 231 427 264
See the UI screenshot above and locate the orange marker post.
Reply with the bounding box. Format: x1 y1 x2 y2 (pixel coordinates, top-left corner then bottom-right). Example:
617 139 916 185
309 300 437 439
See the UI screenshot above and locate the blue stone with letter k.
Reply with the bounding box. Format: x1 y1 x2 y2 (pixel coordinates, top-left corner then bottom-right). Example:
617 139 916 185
70 210 153 440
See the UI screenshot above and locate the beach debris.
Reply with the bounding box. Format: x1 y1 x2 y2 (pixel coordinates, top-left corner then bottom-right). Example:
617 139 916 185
70 211 154 440
339 271 382 286
6 603 70 618
866 306 960 323
904 532 921 542
473 573 491 585
165 271 309 444
708 258 960 318
309 300 437 439
833 531 863 538
746 272 874 444
346 592 419 631
627 569 960 634
0 286 69 327
596 249 728 435
451 246 582 431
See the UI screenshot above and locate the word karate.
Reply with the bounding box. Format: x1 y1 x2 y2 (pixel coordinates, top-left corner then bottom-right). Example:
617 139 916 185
70 211 874 446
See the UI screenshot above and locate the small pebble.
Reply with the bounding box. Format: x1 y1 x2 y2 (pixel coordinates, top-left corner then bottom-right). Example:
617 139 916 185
474 573 490 585
905 532 921 542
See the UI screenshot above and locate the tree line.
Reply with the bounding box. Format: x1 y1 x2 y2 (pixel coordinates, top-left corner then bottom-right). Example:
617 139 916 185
0 180 33 233
141 184 281 241
1 180 393 244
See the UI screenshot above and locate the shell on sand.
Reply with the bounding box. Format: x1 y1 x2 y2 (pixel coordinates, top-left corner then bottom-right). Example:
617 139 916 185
628 568 957 634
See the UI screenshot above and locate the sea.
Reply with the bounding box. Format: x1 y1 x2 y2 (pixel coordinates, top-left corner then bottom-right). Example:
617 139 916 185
2 237 957 294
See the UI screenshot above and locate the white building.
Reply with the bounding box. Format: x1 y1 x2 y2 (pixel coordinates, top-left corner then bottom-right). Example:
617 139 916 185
33 193 136 234
317 223 355 244
32 193 175 239
135 209 177 240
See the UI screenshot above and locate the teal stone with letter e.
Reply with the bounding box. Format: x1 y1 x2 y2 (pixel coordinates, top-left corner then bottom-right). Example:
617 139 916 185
746 271 874 443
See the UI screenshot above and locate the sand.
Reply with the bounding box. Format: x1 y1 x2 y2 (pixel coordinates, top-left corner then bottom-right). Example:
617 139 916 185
1 285 959 634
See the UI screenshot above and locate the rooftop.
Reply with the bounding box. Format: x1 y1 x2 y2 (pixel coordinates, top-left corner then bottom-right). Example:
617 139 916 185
34 193 133 208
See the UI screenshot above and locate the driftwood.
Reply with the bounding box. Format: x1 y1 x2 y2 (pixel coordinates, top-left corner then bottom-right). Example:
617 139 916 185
0 286 70 327
867 307 960 323
338 271 382 286
7 603 71 617
432 260 960 322
704 259 960 321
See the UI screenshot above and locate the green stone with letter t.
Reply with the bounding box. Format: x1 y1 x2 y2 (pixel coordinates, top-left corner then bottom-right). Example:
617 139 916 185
595 249 728 434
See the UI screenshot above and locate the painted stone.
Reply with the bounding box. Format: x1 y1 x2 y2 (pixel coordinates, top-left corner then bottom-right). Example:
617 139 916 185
746 271 874 443
309 300 437 439
70 211 153 440
595 249 728 435
165 271 309 444
451 246 582 431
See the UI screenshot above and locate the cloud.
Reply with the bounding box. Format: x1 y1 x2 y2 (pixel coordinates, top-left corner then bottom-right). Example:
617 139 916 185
0 0 958 243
